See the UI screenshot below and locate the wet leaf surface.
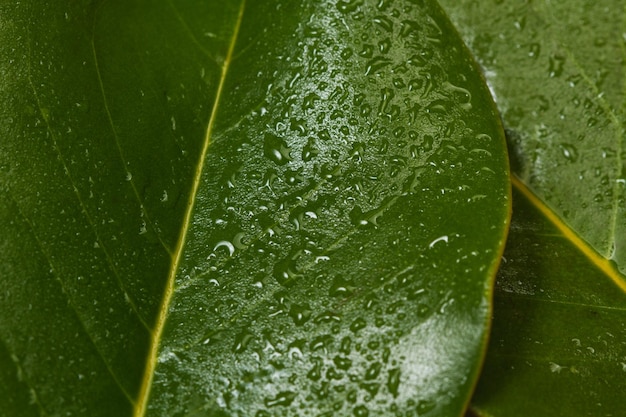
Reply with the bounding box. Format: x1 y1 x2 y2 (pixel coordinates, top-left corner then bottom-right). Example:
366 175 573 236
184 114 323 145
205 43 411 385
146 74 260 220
470 183 626 417
0 1 509 416
439 0 626 274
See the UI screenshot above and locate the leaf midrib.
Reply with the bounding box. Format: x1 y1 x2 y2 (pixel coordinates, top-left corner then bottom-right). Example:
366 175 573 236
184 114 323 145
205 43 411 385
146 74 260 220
132 2 246 415
512 177 626 293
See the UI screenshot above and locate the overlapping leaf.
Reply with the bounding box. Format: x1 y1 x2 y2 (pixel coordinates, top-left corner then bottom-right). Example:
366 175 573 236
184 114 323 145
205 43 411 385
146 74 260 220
0 1 509 416
470 184 626 417
439 0 626 275
437 1 626 415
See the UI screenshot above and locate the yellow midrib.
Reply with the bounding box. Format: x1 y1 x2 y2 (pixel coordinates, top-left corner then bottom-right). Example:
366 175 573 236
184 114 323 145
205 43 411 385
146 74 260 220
132 2 246 416
512 176 626 293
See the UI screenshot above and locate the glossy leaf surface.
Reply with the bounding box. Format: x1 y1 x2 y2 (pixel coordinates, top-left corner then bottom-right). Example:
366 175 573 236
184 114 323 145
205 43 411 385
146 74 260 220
439 0 626 274
470 183 626 417
0 1 509 416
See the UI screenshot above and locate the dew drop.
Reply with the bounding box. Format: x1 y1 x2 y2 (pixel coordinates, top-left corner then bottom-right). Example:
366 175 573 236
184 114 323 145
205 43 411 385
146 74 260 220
264 391 297 407
387 368 401 396
214 240 235 257
264 133 291 165
428 235 448 249
350 317 367 333
233 331 254 354
289 303 312 326
353 405 369 417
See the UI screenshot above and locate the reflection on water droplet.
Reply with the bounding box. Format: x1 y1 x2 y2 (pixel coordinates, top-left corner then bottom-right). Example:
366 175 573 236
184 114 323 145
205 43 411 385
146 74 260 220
264 391 297 407
428 235 448 248
214 240 235 257
560 143 578 162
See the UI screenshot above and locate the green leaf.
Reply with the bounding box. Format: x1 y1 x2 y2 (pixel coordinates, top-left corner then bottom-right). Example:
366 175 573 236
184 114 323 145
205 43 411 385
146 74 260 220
469 182 626 417
436 2 626 414
0 1 509 416
438 0 626 275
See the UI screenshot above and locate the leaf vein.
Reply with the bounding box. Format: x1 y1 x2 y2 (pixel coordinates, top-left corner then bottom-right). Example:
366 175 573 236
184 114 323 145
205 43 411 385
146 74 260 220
6 190 137 405
26 16 152 331
132 1 247 415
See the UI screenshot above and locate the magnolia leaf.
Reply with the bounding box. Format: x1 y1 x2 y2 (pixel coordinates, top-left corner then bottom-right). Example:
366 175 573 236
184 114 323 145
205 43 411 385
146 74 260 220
0 1 509 416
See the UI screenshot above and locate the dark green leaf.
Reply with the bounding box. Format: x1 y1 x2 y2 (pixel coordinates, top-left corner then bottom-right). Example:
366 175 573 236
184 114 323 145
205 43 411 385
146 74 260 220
470 183 626 417
0 1 509 416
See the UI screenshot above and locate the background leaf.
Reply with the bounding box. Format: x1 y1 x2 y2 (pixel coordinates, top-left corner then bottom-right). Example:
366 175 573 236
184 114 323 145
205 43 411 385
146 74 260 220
436 1 626 414
469 183 626 417
0 1 509 416
438 0 626 275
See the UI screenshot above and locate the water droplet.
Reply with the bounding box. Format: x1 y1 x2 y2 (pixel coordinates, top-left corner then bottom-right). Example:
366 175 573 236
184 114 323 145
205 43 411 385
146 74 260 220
314 311 341 323
307 358 323 381
336 0 362 14
289 303 312 326
387 368 401 396
333 355 353 370
548 54 566 78
353 405 369 417
444 82 472 110
214 240 235 257
326 367 343 380
428 235 448 249
311 334 333 351
233 331 254 353
340 336 352 354
273 252 302 286
560 143 578 162
549 362 564 373
264 133 291 165
340 47 354 60
330 276 356 297
264 391 297 407
350 317 367 333
416 399 436 413
365 362 382 380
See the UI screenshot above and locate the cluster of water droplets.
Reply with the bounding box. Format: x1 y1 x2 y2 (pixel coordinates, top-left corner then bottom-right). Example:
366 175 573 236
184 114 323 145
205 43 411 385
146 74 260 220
149 0 508 415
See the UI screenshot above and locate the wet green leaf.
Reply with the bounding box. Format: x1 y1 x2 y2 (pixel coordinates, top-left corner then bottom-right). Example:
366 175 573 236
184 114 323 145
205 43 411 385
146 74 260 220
439 0 626 274
0 1 509 416
436 2 626 414
469 183 626 417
